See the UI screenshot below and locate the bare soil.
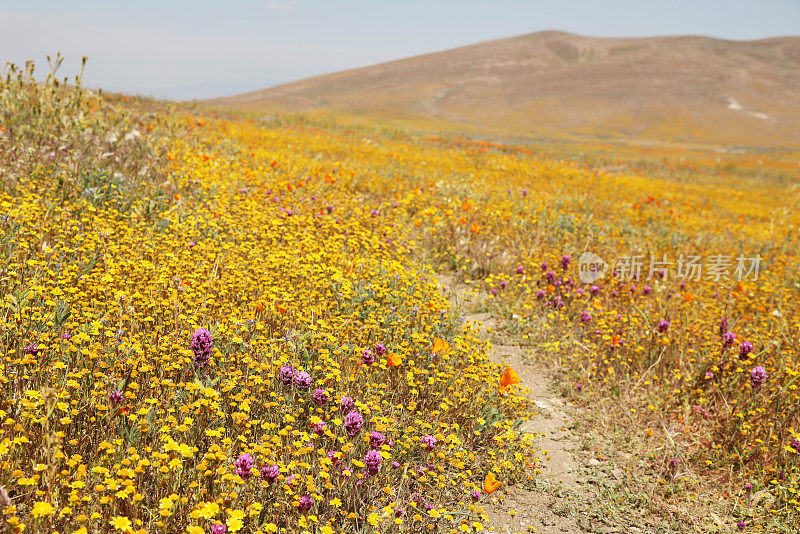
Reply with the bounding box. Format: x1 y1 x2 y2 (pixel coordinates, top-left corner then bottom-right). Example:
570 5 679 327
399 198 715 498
437 274 589 533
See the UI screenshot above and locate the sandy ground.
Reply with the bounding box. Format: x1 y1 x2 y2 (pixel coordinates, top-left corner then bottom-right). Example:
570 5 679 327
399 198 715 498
437 273 590 533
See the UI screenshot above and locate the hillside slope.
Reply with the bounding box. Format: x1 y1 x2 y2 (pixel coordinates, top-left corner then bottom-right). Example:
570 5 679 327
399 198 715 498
208 31 800 147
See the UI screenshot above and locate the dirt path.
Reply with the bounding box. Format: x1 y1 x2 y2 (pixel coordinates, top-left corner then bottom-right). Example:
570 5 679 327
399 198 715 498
437 274 592 533
436 273 721 533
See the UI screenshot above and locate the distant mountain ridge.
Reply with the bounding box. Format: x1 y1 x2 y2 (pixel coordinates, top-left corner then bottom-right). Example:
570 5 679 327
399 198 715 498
207 31 800 147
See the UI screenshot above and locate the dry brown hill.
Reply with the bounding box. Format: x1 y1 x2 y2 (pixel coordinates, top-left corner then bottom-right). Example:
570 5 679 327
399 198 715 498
207 31 800 147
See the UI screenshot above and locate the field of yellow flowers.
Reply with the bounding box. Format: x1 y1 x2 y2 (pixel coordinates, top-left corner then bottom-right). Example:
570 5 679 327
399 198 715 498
2 61 800 532
0 63 537 533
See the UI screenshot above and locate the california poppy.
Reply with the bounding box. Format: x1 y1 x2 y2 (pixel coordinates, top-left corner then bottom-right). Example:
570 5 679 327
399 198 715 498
387 353 402 367
484 472 501 493
499 367 520 388
433 338 450 355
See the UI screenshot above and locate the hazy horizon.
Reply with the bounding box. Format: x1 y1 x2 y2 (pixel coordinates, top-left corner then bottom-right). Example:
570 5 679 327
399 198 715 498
2 0 799 100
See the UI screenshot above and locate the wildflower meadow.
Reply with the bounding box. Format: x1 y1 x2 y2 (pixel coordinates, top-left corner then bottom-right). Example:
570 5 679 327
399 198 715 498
1 60 800 533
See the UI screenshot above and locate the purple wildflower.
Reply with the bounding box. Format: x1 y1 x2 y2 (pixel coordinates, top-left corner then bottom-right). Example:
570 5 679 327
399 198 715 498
722 332 736 350
344 411 363 436
421 435 437 451
261 464 280 482
298 495 313 511
364 450 382 475
190 328 213 369
642 285 652 295
561 254 571 270
374 342 387 356
750 366 767 389
499 280 507 289
657 320 670 334
211 524 226 534
23 343 39 356
739 341 753 359
340 396 355 413
580 310 592 324
369 431 386 449
516 265 524 274
234 453 254 479
312 388 329 406
109 390 124 406
279 365 295 386
471 490 482 502
361 349 375 366
791 439 800 452
293 370 312 389
312 421 327 435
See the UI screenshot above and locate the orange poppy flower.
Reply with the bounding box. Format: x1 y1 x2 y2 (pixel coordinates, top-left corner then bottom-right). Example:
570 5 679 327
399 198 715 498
499 367 520 388
484 472 501 493
433 338 450 355
387 353 402 367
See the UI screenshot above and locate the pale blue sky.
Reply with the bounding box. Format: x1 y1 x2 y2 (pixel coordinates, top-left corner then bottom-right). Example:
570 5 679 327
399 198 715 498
1 0 798 100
